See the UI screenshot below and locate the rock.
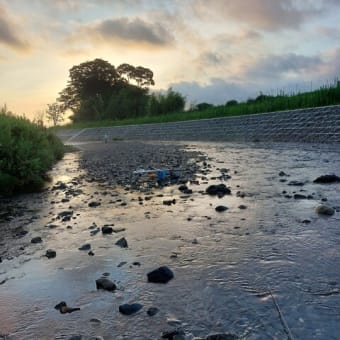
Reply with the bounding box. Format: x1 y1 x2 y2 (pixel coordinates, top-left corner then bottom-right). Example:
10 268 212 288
302 219 311 224
88 250 95 256
119 303 143 315
118 261 127 267
31 236 42 244
89 201 101 208
178 185 193 194
294 194 307 199
215 205 228 212
279 171 288 176
163 199 176 206
132 261 141 266
147 266 174 284
147 307 159 316
115 237 128 248
58 210 73 221
54 301 80 314
78 243 91 251
95 277 117 292
161 330 186 339
90 228 100 236
313 175 340 183
316 204 335 216
206 184 231 197
238 205 247 209
206 334 239 340
288 180 305 186
67 336 82 340
46 249 56 258
101 226 113 234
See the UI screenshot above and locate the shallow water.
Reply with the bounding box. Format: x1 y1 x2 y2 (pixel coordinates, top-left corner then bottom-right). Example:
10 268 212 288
0 142 340 340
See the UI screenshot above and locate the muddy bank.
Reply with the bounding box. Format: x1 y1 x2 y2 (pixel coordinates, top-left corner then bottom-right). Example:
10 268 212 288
0 141 339 339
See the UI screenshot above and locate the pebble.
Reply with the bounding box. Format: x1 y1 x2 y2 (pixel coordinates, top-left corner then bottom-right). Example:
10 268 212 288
45 249 56 259
31 236 42 244
215 205 228 212
316 204 335 216
115 237 128 248
119 303 143 315
147 266 174 283
95 277 117 292
78 243 91 251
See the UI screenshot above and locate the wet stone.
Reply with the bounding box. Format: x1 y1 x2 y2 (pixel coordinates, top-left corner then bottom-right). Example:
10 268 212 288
88 201 101 208
294 194 307 199
95 277 117 292
31 236 42 244
206 184 231 197
45 249 56 258
206 334 239 340
115 237 128 248
316 204 335 216
147 266 174 284
147 307 159 316
314 174 340 183
119 303 143 315
78 243 91 251
215 205 228 212
101 226 113 234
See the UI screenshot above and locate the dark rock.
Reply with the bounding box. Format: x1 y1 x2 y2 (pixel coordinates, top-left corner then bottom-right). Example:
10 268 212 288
147 266 174 284
118 261 127 267
314 175 340 183
238 205 247 209
101 226 113 234
236 191 246 198
215 205 228 212
288 180 305 186
163 199 176 206
90 228 100 236
88 201 101 208
54 301 80 314
302 219 311 224
279 171 288 176
88 250 95 256
115 237 128 248
52 181 67 190
46 249 56 258
78 243 91 251
58 210 73 221
294 194 307 199
95 277 117 292
147 307 159 316
206 184 231 197
132 261 141 266
206 334 239 340
178 185 193 194
316 205 335 216
31 236 42 244
67 336 82 340
119 303 143 315
161 330 185 339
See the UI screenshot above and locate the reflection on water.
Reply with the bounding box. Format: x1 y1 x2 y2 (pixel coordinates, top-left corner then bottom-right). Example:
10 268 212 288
0 142 340 339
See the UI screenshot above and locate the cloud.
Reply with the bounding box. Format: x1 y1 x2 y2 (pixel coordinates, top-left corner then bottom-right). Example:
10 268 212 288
246 53 324 79
191 0 328 31
0 5 30 52
171 78 255 105
74 17 174 47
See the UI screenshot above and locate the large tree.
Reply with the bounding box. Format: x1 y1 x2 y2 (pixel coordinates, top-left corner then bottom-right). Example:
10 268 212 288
58 58 119 114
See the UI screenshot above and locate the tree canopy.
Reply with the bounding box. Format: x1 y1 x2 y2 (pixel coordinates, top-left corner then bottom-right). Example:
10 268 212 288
53 58 185 123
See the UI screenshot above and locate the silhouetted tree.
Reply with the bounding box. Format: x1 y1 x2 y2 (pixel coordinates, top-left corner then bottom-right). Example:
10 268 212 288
46 102 64 126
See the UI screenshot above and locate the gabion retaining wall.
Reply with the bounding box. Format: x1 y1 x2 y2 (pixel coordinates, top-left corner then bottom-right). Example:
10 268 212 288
57 105 340 144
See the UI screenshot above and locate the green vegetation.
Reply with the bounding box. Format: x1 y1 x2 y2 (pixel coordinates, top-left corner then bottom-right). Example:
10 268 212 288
0 106 64 195
56 79 340 129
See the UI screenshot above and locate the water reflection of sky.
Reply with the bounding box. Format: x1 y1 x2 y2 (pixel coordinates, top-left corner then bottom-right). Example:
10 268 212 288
0 142 339 339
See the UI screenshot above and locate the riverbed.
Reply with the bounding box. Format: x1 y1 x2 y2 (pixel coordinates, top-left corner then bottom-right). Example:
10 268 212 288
0 141 339 340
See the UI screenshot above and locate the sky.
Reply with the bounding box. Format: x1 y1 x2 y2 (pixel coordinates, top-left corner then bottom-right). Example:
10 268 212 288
1 0 340 121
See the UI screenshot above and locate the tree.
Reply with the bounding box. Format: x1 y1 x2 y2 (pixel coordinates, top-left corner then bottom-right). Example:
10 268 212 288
117 63 155 88
58 58 119 114
46 102 64 126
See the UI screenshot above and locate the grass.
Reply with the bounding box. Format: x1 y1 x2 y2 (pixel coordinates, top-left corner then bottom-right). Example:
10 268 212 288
54 79 340 130
0 107 65 195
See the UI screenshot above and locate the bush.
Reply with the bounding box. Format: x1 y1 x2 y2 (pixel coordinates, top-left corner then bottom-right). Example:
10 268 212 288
0 109 64 195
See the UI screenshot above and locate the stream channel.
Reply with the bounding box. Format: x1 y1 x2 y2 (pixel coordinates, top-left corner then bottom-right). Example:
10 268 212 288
0 141 339 340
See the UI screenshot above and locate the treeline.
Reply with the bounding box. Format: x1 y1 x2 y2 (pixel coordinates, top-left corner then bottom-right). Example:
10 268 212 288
48 59 185 124
0 106 64 195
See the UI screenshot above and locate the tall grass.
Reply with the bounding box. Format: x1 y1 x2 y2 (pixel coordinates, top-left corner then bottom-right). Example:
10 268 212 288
0 106 64 195
55 79 340 129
